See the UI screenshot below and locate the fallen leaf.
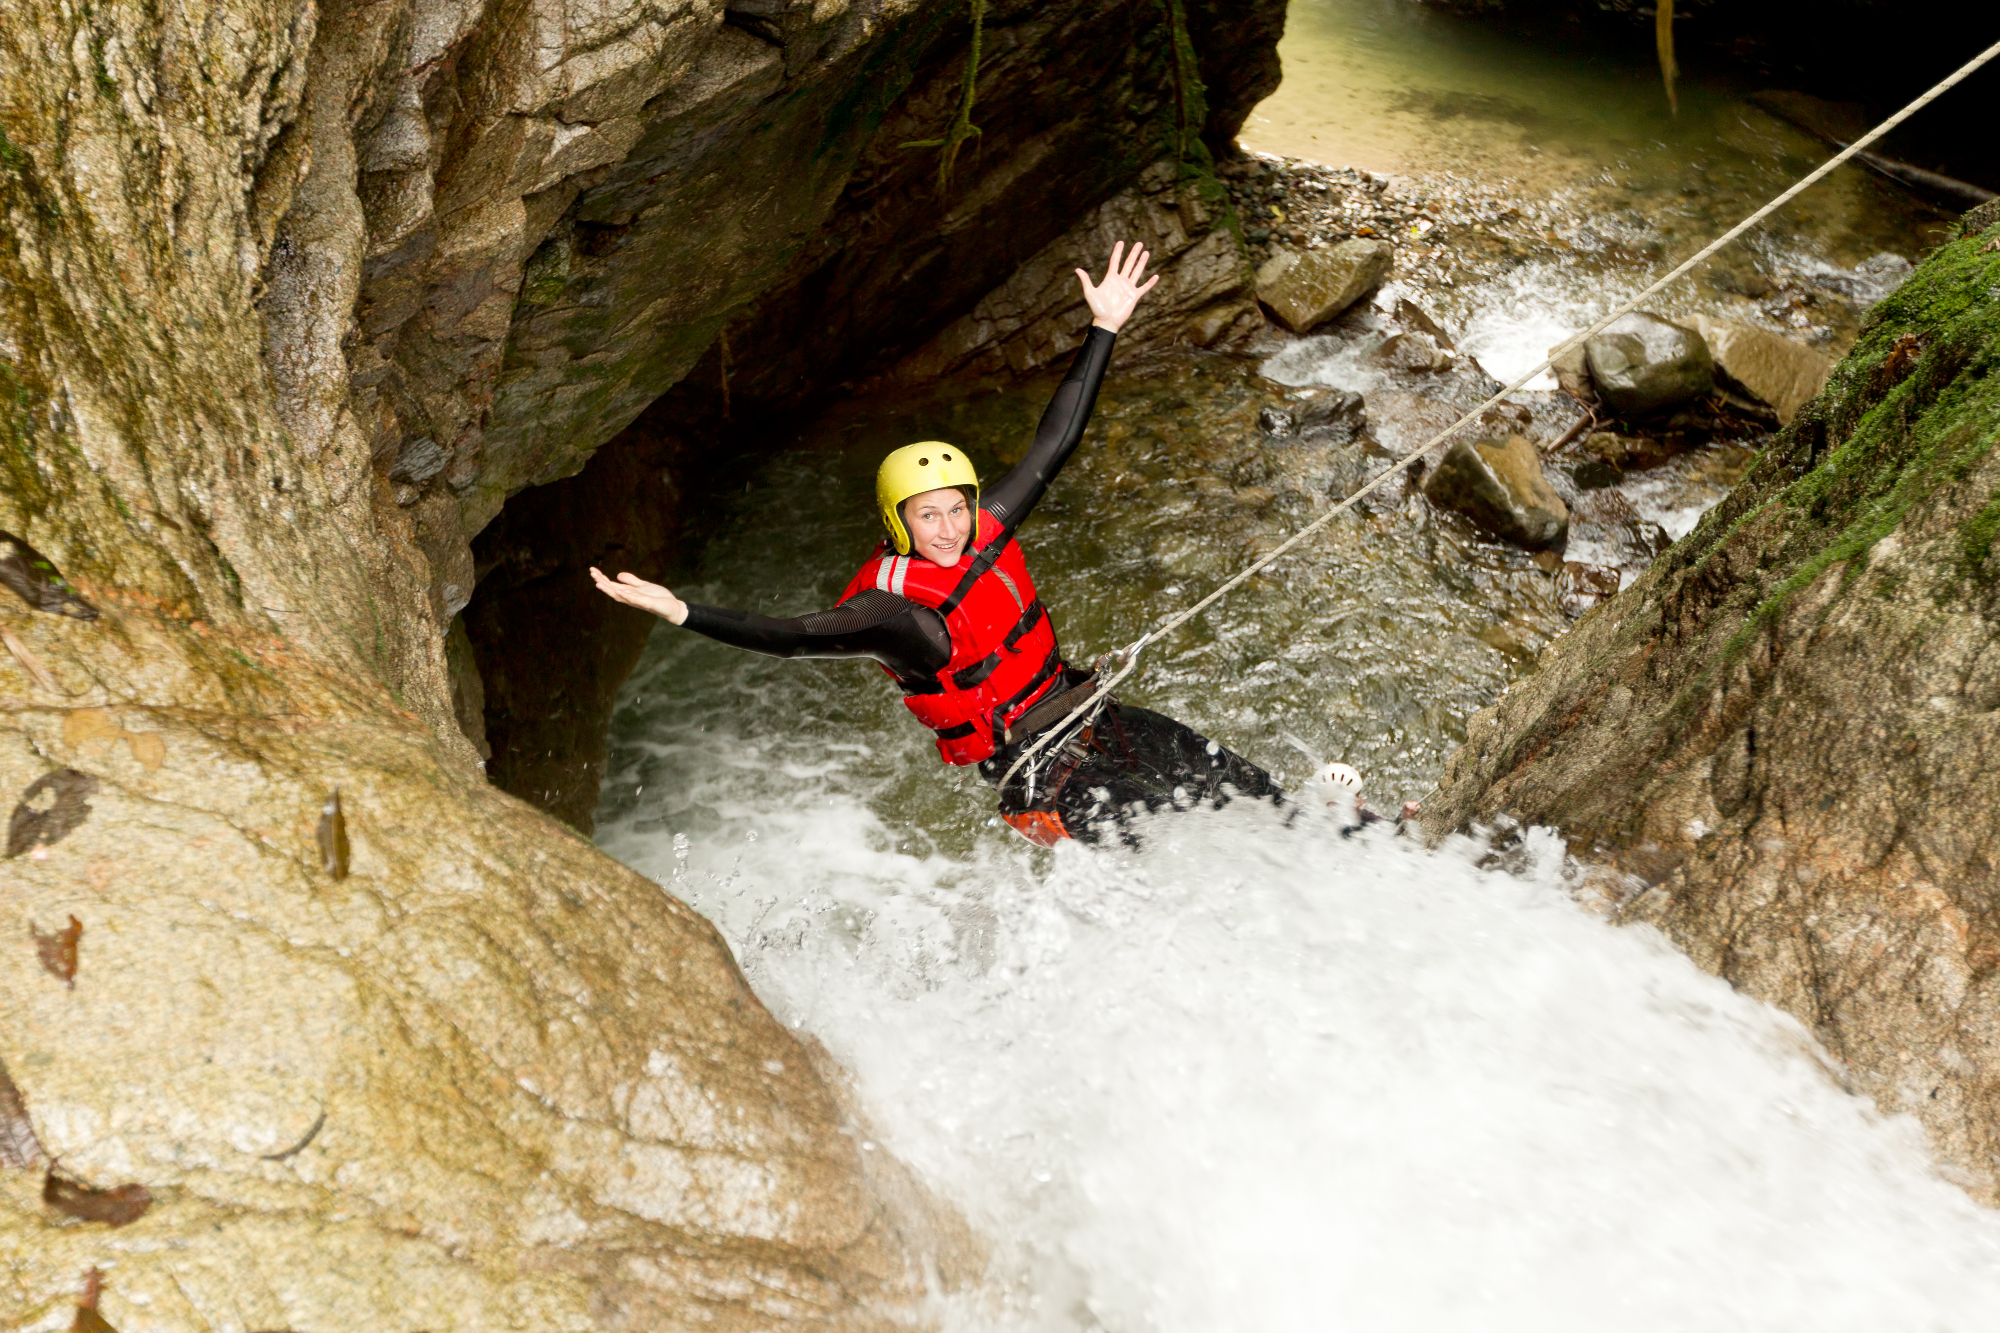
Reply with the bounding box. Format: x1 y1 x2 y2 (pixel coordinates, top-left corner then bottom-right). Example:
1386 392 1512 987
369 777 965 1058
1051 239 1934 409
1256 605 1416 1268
72 1267 117 1333
0 1057 48 1168
31 915 81 988
44 1164 152 1226
1 624 75 694
7 769 98 858
316 787 349 880
0 531 98 620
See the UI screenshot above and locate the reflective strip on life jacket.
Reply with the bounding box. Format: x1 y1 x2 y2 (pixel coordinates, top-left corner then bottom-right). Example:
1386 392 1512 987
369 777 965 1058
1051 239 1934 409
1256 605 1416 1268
874 554 911 597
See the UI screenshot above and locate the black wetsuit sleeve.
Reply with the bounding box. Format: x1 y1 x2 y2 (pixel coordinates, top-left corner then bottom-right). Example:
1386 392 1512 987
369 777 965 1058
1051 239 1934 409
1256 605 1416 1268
980 325 1116 532
680 589 951 678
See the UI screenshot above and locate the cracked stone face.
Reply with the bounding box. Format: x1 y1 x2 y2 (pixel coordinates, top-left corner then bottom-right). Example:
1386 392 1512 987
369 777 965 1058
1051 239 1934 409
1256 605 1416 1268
1423 219 2000 1203
0 0 1280 1313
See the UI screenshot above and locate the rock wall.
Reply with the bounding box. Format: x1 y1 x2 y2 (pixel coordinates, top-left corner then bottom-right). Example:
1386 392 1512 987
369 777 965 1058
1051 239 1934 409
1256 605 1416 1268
455 0 1283 829
1424 209 2000 1197
0 0 1287 1318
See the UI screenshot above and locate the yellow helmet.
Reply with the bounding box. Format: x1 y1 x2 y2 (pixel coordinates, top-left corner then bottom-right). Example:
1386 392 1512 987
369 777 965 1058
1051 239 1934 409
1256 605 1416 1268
876 441 981 555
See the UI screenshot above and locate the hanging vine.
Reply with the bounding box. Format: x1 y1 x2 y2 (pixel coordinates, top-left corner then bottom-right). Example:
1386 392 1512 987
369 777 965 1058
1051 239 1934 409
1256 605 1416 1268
1156 0 1209 168
902 0 987 196
1656 0 1679 116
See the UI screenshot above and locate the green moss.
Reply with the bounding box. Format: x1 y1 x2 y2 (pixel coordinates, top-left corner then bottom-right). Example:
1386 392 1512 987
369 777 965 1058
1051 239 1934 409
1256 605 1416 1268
1661 222 2000 713
1155 0 1210 170
817 5 950 163
87 25 116 99
1963 496 2000 570
0 125 26 173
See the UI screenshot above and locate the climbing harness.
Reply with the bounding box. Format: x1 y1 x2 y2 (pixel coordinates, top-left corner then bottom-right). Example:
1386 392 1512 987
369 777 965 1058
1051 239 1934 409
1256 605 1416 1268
1000 37 2000 793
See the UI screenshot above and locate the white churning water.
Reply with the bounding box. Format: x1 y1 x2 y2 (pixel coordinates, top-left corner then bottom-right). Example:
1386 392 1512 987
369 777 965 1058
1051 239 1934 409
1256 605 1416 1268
599 719 2000 1330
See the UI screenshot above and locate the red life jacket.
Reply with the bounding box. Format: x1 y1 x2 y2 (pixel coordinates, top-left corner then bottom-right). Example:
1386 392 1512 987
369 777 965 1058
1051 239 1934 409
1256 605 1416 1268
839 513 1065 765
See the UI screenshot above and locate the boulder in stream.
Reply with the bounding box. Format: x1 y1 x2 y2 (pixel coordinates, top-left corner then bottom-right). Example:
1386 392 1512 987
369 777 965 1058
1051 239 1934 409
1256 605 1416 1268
1423 435 1570 549
1584 313 1714 417
1256 239 1395 332
1688 314 1834 424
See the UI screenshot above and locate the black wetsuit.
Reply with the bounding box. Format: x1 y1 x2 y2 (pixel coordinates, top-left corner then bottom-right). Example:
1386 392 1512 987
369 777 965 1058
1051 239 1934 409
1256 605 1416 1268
678 326 1281 840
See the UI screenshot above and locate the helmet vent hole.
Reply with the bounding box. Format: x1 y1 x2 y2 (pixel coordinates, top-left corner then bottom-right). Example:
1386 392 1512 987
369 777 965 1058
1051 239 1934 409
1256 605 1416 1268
918 457 930 467
942 452 952 461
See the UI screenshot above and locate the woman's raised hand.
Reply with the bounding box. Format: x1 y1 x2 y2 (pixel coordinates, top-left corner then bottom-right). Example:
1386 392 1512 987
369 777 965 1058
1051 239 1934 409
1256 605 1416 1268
1076 241 1161 334
589 567 688 625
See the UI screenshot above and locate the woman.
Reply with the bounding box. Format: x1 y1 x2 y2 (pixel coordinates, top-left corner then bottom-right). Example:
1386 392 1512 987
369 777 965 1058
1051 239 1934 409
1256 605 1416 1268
592 243 1280 844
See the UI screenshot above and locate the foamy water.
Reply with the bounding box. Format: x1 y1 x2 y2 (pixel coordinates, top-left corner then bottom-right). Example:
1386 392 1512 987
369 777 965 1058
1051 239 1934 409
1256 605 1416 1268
598 690 2000 1330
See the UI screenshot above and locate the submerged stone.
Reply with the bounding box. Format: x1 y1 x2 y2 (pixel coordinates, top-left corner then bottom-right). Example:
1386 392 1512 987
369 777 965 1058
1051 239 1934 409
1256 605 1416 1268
1554 560 1621 618
1256 239 1394 332
1423 434 1569 549
1584 312 1714 417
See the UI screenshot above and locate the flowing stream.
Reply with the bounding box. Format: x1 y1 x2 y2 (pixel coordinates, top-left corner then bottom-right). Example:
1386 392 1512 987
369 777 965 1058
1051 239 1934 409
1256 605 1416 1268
594 2 2000 1325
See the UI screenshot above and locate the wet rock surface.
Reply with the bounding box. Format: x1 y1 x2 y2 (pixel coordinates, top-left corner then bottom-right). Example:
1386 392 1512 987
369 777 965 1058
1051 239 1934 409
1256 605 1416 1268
450 1 1286 821
1423 436 1570 550
0 0 1281 1321
1583 313 1715 418
1688 314 1835 424
1256 239 1395 332
1424 217 2000 1198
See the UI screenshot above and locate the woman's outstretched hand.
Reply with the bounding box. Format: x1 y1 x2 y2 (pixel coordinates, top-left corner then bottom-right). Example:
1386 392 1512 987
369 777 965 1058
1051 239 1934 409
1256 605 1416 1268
1077 241 1160 334
590 567 688 625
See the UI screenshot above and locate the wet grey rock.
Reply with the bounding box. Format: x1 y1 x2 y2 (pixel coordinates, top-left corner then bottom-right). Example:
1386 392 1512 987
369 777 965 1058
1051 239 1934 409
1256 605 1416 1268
1392 298 1457 349
1294 388 1366 439
1422 435 1570 549
1256 239 1395 332
1259 406 1295 437
1425 231 2000 1204
1373 331 1453 373
388 436 451 486
1572 458 1622 490
1585 313 1713 417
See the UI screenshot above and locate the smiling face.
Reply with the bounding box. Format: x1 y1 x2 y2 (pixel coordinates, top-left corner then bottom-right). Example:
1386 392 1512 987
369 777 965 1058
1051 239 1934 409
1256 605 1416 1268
902 487 973 568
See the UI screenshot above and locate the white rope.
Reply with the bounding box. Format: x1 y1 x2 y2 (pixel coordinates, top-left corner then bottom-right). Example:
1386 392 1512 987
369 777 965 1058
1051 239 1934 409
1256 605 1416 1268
999 38 2000 792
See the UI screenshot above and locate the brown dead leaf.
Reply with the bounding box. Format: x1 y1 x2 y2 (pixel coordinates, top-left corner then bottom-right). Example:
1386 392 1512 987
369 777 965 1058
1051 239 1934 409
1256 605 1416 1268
0 1057 48 1168
44 1164 152 1226
31 915 81 988
0 530 98 620
8 768 98 858
72 1267 117 1333
316 787 349 880
1 624 76 694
